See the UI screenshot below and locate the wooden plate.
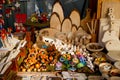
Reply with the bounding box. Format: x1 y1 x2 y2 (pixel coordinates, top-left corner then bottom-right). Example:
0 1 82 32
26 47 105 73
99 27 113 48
61 18 72 33
107 51 120 61
86 42 104 52
114 61 120 69
50 12 61 31
52 1 64 22
99 62 113 73
69 9 81 28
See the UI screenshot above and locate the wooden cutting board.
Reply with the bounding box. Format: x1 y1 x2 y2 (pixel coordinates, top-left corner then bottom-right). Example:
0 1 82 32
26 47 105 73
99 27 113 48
81 8 92 33
61 18 72 33
52 1 64 22
69 9 81 28
50 12 61 31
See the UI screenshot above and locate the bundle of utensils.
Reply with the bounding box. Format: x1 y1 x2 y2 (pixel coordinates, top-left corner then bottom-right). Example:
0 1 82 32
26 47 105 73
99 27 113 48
86 19 97 34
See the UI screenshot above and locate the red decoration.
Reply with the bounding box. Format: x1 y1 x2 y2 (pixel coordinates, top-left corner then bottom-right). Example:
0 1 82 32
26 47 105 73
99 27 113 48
7 27 12 34
0 28 7 40
15 14 27 23
0 0 5 4
0 5 3 9
5 8 11 14
11 58 18 72
40 14 48 22
5 8 12 17
0 18 4 25
15 25 20 32
14 23 26 32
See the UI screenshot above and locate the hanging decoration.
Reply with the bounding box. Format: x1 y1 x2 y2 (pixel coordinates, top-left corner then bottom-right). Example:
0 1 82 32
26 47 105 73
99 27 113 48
4 0 16 18
15 1 21 13
14 23 26 32
0 0 5 4
5 8 12 18
15 13 27 23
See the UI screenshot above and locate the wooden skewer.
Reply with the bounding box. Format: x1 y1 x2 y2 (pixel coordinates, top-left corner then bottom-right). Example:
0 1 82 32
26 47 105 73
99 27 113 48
86 23 92 34
94 20 97 34
87 19 97 34
91 19 94 34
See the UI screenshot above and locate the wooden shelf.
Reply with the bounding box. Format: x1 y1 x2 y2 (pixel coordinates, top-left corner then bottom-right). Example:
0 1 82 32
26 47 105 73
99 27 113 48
23 20 50 30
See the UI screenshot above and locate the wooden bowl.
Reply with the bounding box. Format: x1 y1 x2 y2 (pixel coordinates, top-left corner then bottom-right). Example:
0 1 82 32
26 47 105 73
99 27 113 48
114 61 120 69
99 62 113 74
107 51 120 61
86 43 104 52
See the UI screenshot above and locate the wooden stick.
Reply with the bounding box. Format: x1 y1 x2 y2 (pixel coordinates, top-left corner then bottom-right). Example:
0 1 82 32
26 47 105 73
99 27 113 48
94 20 97 34
91 19 94 34
86 23 92 34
